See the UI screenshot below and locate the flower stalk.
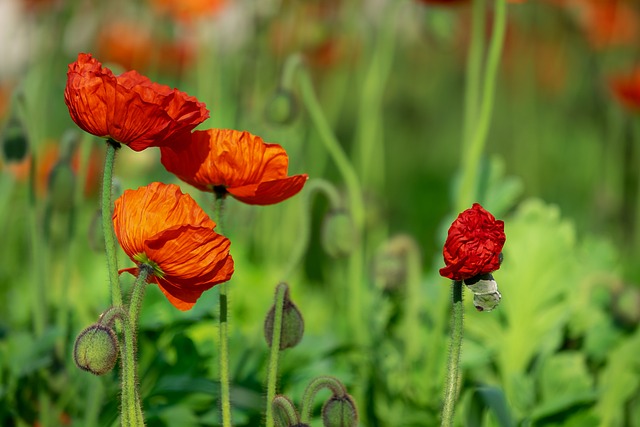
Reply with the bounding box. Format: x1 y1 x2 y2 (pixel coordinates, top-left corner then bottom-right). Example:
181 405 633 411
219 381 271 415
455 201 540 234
120 266 149 427
265 283 288 427
103 140 122 308
441 280 463 427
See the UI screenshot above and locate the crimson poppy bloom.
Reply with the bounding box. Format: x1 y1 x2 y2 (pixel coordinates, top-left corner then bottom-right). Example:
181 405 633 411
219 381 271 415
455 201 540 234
160 129 308 205
113 182 234 310
610 69 640 113
439 203 505 281
64 53 209 152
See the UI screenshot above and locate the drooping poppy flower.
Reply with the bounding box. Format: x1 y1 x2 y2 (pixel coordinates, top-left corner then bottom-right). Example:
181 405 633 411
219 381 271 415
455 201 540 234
610 68 640 112
64 53 209 152
439 203 505 281
113 182 234 310
160 129 308 205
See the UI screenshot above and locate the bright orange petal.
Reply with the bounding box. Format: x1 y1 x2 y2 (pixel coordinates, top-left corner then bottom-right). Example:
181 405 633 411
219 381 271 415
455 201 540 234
64 53 208 151
228 174 308 205
160 128 307 205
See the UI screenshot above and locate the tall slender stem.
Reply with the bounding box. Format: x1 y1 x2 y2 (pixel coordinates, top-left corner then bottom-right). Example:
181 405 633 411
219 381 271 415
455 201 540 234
456 0 508 213
121 267 149 427
441 280 464 427
298 68 366 343
265 283 288 427
102 140 122 307
213 195 232 427
462 0 487 151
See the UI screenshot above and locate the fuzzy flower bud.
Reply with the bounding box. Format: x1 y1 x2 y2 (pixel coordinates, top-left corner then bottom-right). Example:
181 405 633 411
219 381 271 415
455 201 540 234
322 394 359 427
73 324 119 375
321 210 359 258
265 88 298 125
265 284 305 350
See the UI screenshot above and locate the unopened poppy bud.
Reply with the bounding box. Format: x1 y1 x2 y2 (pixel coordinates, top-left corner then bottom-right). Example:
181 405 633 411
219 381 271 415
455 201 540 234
322 394 359 427
265 285 304 350
265 88 298 125
321 210 358 258
1 120 29 162
464 273 501 312
73 324 119 375
47 160 76 211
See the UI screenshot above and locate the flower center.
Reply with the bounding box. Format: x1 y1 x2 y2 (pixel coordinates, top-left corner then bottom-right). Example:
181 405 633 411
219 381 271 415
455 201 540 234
133 253 165 278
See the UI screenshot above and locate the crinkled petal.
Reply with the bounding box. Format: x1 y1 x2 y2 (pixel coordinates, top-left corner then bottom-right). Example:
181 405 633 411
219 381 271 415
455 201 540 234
160 129 306 204
64 53 208 151
227 174 308 205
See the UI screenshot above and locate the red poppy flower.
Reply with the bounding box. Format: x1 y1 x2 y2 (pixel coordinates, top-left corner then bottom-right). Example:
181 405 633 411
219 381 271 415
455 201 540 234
113 182 234 310
160 129 308 205
610 69 640 112
64 53 209 152
439 203 505 281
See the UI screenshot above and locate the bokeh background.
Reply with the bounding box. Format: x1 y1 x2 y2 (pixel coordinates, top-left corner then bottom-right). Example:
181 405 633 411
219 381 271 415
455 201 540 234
1 0 640 426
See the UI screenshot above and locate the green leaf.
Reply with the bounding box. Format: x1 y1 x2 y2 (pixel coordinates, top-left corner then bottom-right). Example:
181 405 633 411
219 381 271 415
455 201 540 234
594 328 640 426
466 386 515 427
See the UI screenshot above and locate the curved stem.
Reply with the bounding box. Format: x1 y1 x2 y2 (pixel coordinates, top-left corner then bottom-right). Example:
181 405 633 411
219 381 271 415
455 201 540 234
121 267 149 427
456 0 508 213
281 178 342 281
441 280 464 427
213 195 233 427
272 395 300 426
103 140 122 307
299 376 347 423
265 283 288 427
298 66 367 348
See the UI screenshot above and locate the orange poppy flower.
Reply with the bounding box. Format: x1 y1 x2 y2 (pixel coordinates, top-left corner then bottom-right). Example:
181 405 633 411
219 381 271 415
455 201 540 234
610 68 640 112
113 182 234 310
64 53 209 152
160 129 308 205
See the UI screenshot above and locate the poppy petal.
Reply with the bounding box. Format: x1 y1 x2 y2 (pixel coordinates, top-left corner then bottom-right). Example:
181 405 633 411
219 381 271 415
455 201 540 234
227 174 308 205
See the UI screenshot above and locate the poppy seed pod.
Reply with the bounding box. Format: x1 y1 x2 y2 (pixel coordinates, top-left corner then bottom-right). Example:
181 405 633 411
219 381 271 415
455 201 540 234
73 324 119 375
265 88 298 125
1 119 29 163
321 210 359 258
322 394 359 427
47 160 76 211
264 288 305 350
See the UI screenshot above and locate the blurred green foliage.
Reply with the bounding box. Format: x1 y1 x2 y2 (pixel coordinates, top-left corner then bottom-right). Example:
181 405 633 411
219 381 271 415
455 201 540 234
1 0 640 426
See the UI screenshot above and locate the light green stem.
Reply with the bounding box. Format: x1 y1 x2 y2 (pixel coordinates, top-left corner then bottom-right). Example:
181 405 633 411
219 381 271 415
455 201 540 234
298 67 367 345
219 282 232 427
354 0 400 191
456 0 508 213
265 283 288 427
299 376 347 423
121 267 149 427
281 178 342 281
462 0 487 151
441 280 464 427
103 141 122 307
213 195 232 427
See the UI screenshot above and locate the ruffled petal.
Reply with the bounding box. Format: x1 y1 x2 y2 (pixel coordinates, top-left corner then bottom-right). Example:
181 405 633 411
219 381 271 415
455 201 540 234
228 174 308 205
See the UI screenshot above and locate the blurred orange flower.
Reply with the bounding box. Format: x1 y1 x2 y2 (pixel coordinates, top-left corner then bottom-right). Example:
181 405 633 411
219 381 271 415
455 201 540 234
160 129 308 205
113 182 234 310
148 0 226 22
610 68 640 112
547 0 639 49
96 21 193 75
64 53 209 151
